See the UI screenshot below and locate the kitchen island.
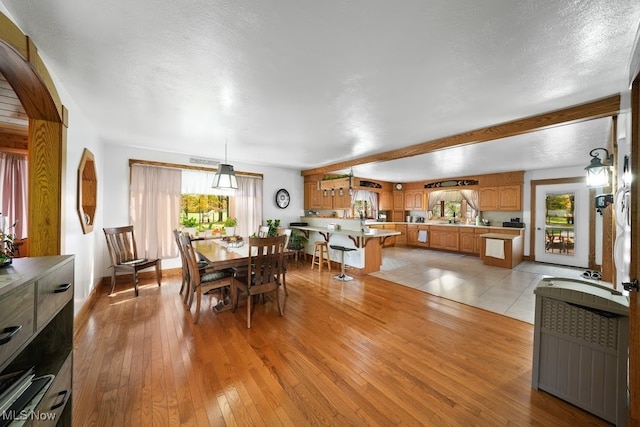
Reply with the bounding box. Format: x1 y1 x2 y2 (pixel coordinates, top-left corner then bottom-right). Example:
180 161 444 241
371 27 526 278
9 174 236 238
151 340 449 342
292 217 400 274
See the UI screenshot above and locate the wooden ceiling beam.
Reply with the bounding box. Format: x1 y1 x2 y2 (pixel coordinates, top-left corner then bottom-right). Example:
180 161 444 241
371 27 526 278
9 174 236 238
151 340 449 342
301 94 621 177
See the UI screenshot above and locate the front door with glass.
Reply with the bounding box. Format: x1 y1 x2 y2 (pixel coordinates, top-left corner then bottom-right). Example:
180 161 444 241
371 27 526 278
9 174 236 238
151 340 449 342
535 183 589 268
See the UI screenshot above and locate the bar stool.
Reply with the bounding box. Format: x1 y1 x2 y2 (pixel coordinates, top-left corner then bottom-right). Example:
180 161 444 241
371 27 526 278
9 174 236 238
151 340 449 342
311 241 331 272
330 245 356 281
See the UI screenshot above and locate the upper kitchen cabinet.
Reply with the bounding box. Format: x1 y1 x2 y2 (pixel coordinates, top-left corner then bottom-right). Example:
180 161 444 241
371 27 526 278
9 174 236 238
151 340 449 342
393 192 404 210
305 178 353 210
379 191 393 210
304 181 329 209
404 190 424 210
478 185 522 211
477 171 523 211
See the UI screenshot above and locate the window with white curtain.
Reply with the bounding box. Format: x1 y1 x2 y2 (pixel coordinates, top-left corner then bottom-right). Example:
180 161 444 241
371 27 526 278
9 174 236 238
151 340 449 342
0 152 28 239
429 190 478 220
180 170 263 237
352 190 378 219
130 161 263 258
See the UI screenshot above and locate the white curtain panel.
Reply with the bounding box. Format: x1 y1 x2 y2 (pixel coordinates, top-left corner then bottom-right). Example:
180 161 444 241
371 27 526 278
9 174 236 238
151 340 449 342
0 153 28 239
181 169 219 194
234 175 263 238
130 164 182 259
460 189 479 212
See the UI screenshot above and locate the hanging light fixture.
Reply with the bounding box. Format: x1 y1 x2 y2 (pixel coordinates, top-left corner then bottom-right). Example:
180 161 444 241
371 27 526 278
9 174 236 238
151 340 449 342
212 141 238 191
348 167 354 196
585 148 613 187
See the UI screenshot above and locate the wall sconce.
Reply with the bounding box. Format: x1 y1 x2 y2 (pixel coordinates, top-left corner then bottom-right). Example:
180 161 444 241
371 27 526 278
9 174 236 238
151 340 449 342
585 148 613 187
323 189 328 197
330 188 335 197
339 188 344 197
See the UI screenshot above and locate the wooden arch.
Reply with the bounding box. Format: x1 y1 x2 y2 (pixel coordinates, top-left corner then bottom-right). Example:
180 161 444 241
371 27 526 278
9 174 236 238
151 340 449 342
0 12 66 256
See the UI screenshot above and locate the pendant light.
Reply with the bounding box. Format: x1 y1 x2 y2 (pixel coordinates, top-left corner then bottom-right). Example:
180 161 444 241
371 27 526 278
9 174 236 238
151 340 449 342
212 141 238 191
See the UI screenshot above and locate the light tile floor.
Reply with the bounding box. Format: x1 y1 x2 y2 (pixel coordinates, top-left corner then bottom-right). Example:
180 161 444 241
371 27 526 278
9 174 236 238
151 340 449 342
369 247 612 324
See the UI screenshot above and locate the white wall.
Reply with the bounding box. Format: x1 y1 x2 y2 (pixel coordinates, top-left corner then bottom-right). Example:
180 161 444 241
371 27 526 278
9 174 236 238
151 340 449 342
44 73 105 316
100 143 305 276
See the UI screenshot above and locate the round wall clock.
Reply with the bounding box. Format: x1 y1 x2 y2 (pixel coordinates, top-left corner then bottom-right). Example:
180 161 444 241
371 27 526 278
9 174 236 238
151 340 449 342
395 183 404 190
275 188 290 209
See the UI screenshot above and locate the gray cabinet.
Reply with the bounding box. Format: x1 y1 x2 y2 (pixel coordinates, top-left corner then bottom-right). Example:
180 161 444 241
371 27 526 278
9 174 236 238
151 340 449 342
0 256 74 426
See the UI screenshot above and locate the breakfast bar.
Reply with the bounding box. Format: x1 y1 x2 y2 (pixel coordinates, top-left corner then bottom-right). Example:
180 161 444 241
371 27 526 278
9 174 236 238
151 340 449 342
291 218 400 274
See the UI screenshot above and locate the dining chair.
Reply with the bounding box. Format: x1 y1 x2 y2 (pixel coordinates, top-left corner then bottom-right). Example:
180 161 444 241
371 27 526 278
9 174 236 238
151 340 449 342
258 225 270 238
231 234 287 328
103 225 161 296
174 229 209 303
173 229 189 297
281 229 292 296
180 234 233 323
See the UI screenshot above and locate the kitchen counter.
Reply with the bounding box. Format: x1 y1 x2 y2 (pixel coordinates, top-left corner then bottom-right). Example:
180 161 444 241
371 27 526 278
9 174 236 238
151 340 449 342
295 217 400 274
290 225 400 248
479 232 523 268
365 220 524 230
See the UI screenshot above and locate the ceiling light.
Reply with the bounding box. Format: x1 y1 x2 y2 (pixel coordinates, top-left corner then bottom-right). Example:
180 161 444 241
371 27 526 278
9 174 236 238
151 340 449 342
212 141 238 191
585 148 613 188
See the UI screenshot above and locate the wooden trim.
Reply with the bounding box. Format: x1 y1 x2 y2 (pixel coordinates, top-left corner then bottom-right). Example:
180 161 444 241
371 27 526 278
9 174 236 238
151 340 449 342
302 95 621 177
629 67 640 427
128 158 263 178
29 118 63 256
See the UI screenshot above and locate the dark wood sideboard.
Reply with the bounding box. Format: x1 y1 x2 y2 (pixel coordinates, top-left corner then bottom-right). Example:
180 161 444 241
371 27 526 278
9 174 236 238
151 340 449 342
0 256 74 426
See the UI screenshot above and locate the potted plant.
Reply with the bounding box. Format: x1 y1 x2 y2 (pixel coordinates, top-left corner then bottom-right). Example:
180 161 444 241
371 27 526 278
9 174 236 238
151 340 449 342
224 217 238 237
289 232 307 250
182 216 198 237
0 216 16 267
266 219 280 237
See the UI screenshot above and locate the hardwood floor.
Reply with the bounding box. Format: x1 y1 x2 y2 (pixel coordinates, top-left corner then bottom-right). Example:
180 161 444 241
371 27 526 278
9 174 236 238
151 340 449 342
73 262 612 426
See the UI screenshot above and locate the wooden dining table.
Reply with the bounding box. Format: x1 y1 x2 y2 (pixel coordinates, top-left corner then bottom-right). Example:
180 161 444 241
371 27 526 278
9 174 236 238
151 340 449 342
192 238 250 270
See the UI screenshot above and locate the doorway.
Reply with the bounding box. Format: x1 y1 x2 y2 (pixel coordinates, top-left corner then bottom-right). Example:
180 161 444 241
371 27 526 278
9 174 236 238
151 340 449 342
534 182 589 268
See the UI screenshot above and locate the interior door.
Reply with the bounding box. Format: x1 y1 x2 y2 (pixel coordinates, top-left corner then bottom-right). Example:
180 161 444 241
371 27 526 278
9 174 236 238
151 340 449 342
535 182 589 268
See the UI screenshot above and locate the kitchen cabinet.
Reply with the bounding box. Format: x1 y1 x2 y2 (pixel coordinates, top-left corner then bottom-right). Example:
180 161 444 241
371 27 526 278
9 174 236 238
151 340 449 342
332 190 352 209
429 226 459 251
417 225 430 248
395 224 407 245
393 192 404 210
379 191 393 210
498 185 521 210
474 227 490 254
407 224 430 248
459 228 475 253
404 190 424 210
369 224 396 247
407 225 418 246
392 211 406 222
304 182 323 209
478 185 521 211
304 182 350 210
0 256 74 426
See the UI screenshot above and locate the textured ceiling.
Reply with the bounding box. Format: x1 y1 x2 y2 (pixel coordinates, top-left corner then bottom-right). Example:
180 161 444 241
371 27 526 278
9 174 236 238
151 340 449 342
1 0 639 181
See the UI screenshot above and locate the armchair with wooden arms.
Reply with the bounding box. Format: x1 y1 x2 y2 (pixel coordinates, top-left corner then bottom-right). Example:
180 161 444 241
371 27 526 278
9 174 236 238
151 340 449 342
231 235 287 328
103 225 161 296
